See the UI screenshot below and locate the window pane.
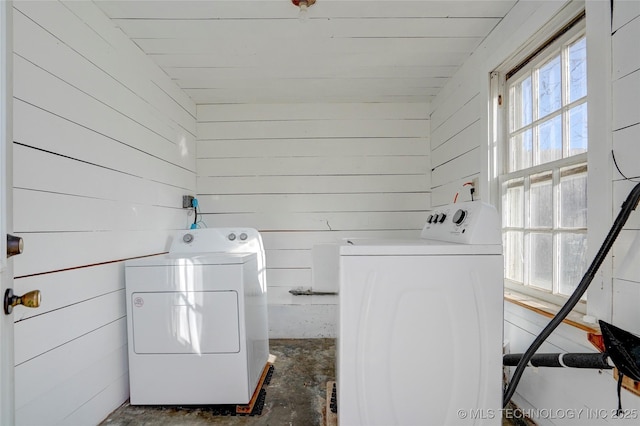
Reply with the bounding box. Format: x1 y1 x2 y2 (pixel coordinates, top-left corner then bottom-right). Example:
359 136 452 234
568 103 588 155
510 75 533 131
538 55 562 118
529 232 553 291
509 129 532 172
559 233 587 296
560 164 587 228
537 115 562 165
568 37 587 103
503 178 524 227
530 172 553 228
502 23 586 300
505 231 524 283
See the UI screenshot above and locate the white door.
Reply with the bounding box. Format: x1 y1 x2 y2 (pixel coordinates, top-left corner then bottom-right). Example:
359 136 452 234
0 2 14 424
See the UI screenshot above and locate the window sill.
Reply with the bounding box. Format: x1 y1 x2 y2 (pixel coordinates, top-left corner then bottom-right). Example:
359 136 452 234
504 290 598 334
504 290 640 399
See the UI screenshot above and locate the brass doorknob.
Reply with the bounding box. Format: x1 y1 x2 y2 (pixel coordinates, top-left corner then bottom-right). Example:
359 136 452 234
3 289 41 315
7 234 23 257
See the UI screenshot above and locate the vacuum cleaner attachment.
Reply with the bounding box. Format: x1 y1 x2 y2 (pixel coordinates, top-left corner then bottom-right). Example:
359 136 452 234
502 182 640 409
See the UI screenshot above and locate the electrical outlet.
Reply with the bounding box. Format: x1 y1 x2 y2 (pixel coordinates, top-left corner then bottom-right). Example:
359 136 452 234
182 195 195 209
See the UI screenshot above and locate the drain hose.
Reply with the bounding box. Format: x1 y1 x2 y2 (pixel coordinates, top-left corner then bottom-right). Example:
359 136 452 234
503 182 640 407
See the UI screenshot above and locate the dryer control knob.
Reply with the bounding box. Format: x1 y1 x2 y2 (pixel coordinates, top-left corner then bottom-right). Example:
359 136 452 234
452 209 467 225
228 233 237 241
239 233 248 241
438 213 447 223
183 233 194 243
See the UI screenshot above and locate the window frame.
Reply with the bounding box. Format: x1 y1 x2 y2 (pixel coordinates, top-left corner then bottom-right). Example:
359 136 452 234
495 15 588 311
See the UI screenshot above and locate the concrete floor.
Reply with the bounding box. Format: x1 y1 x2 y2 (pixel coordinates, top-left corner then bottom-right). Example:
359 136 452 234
100 339 336 426
101 338 521 426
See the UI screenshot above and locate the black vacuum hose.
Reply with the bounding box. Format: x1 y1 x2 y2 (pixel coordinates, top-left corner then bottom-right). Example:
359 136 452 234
503 181 640 407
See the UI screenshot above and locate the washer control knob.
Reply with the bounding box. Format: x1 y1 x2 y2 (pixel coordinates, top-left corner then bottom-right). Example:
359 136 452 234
427 214 434 223
438 213 447 223
432 214 439 223
239 233 248 241
182 233 194 243
228 233 237 241
452 209 467 225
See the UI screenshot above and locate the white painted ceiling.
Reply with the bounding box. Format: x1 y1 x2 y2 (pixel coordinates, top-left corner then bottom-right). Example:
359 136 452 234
96 0 517 104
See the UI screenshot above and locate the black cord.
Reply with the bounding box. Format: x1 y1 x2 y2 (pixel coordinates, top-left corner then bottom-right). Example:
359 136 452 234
193 205 198 227
503 181 640 407
612 150 640 181
617 373 624 415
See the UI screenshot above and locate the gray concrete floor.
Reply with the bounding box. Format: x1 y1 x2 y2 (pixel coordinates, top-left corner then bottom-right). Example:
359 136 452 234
101 338 520 426
100 339 336 426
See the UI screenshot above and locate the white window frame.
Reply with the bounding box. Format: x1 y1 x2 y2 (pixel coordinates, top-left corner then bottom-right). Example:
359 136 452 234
493 13 588 311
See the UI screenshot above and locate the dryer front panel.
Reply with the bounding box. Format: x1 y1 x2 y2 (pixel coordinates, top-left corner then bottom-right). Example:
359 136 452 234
131 290 240 354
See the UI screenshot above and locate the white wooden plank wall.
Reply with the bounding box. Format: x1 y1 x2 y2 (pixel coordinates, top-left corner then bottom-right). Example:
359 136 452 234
611 4 640 336
430 91 483 206
427 0 640 419
11 1 196 424
196 103 430 337
428 0 578 207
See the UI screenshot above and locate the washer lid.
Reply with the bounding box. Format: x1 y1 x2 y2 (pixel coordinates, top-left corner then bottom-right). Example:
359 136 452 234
125 252 256 267
339 239 502 256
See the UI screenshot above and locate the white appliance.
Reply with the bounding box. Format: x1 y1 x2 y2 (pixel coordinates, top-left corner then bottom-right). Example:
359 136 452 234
124 228 269 405
338 201 503 426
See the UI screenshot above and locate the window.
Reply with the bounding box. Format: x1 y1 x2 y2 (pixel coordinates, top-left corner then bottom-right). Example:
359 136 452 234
498 16 587 303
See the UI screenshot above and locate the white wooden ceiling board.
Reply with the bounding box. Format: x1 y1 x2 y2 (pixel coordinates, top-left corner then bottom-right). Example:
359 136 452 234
150 51 469 68
180 76 446 90
179 78 444 104
95 0 516 104
188 87 429 107
197 103 430 121
173 65 458 80
184 86 440 104
133 36 483 55
112 17 500 39
97 1 515 20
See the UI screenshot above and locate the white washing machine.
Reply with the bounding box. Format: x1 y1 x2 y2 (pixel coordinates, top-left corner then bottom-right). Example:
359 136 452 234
124 228 269 405
338 201 503 426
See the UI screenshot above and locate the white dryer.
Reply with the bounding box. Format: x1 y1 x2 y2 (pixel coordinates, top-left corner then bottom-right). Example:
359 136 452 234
338 201 503 425
124 228 269 405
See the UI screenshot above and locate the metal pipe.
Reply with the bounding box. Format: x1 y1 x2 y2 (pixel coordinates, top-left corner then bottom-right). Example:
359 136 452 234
503 181 640 407
503 353 613 369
